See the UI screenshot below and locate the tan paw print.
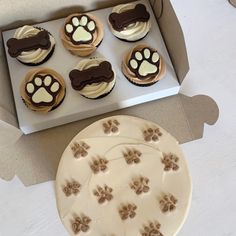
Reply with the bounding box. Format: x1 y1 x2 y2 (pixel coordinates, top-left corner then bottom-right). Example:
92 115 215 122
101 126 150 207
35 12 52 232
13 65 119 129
71 215 91 234
143 127 162 142
93 185 113 204
90 157 108 174
141 221 163 236
63 180 81 197
161 153 179 171
71 141 90 158
119 203 137 220
103 119 120 134
130 176 150 195
159 194 178 213
123 148 142 164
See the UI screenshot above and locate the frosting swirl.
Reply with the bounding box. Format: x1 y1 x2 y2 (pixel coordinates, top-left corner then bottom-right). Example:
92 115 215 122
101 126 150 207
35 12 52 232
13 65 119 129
13 25 55 64
109 3 151 41
73 58 115 99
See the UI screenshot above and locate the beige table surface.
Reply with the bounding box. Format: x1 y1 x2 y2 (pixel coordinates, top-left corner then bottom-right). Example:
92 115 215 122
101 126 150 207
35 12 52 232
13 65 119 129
0 0 236 235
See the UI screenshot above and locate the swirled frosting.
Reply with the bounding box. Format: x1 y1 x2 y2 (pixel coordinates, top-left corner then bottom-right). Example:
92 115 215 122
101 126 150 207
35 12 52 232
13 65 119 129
20 68 66 113
122 44 166 86
61 13 104 57
14 25 55 64
73 58 115 99
109 3 151 41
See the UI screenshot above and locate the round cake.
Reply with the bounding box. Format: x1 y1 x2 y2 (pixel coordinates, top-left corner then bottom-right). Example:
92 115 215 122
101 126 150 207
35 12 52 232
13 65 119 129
20 68 66 112
61 13 104 57
69 58 116 99
6 25 55 66
108 3 151 42
56 116 192 236
122 44 166 86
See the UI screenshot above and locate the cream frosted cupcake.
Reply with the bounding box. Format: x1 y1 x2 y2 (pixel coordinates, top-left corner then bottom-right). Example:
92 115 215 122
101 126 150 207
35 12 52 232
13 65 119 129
6 25 55 66
20 68 66 112
69 58 115 99
122 44 166 86
108 3 151 42
61 13 104 57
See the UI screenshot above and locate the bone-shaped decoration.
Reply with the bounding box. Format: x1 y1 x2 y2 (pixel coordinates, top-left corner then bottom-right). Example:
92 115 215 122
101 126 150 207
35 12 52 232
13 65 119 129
7 30 51 58
69 61 114 90
109 4 150 32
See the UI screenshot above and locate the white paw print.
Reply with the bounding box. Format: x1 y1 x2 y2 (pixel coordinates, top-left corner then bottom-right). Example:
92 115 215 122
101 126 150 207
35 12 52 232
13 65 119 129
65 15 96 44
26 75 60 105
129 47 160 78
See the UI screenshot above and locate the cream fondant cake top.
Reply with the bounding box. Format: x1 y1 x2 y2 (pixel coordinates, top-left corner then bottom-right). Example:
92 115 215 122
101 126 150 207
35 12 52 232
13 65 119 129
56 116 192 236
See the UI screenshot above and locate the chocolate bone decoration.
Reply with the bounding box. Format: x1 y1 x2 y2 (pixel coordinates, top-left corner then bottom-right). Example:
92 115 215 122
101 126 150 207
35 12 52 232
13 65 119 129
7 30 51 58
69 61 114 90
109 4 150 32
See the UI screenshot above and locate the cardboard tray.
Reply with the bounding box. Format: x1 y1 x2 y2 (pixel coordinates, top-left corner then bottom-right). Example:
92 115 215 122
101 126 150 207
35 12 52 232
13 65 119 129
2 0 180 134
0 0 219 186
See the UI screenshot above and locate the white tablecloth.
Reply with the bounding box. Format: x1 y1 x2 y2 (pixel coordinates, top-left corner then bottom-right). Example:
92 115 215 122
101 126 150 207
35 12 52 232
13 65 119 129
0 0 236 235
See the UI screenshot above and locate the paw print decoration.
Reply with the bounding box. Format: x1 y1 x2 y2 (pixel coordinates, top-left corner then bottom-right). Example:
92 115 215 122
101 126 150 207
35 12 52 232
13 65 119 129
65 15 96 45
128 47 160 79
25 74 61 106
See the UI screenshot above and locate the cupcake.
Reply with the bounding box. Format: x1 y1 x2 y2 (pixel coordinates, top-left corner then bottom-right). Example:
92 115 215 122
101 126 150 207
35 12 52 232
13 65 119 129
108 3 151 42
69 58 115 99
122 44 166 86
6 25 55 66
20 68 66 112
61 13 104 57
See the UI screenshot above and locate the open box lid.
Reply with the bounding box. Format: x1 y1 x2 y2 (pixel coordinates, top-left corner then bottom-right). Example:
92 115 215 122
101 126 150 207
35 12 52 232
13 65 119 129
0 0 219 186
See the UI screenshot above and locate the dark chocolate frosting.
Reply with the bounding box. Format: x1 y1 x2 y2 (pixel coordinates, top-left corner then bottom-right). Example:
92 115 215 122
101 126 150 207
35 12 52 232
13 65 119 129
69 61 114 90
7 30 51 58
109 4 150 32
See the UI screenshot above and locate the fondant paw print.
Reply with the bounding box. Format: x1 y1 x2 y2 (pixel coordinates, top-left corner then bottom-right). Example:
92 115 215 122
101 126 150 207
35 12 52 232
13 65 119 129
129 47 160 79
159 194 178 213
71 141 90 158
123 148 142 164
93 185 113 204
161 153 179 171
65 15 96 44
63 180 81 197
143 127 162 142
119 203 137 220
141 221 163 236
26 75 60 106
103 119 120 134
71 215 91 234
130 176 150 195
90 157 108 174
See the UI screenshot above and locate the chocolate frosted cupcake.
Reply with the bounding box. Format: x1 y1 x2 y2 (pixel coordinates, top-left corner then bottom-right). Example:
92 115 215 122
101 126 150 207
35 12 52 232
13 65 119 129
6 25 55 66
69 58 115 99
20 68 66 112
61 13 104 57
108 3 151 42
122 44 166 86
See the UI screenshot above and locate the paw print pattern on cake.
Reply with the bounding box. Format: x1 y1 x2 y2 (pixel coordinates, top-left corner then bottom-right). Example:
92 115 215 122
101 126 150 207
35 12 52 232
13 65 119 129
161 153 179 171
63 180 81 197
130 176 150 195
119 203 137 220
65 15 96 45
103 119 120 134
143 127 162 142
140 221 163 236
159 194 178 213
90 157 109 174
123 148 142 164
26 74 61 106
129 47 160 79
70 141 90 159
93 185 113 204
71 215 91 234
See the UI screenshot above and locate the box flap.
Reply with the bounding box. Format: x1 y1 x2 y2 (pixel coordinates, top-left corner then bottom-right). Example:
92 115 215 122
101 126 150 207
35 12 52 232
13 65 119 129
151 0 189 84
0 94 219 186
